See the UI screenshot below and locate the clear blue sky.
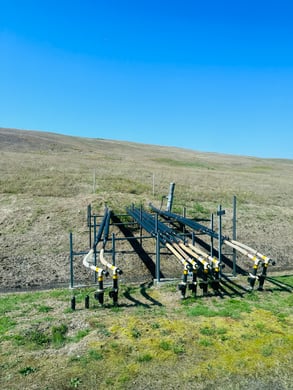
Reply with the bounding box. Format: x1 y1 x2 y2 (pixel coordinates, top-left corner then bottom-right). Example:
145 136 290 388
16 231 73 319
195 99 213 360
1 0 292 159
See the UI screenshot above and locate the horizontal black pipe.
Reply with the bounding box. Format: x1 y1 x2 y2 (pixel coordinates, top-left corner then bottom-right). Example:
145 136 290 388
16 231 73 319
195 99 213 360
149 203 223 240
127 207 180 244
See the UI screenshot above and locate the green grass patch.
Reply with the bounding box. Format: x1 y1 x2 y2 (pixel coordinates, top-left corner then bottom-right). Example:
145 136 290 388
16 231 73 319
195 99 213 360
0 279 292 389
184 297 251 319
51 323 68 346
19 366 38 376
137 353 153 362
70 328 90 343
0 316 16 337
19 326 50 347
37 305 54 313
152 158 213 170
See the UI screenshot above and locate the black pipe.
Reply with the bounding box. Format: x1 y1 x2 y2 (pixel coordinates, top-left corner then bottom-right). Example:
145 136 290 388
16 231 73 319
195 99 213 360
210 269 220 291
150 203 222 240
71 296 76 311
178 268 188 299
188 269 197 297
258 264 268 291
103 209 112 248
127 207 181 244
94 275 105 304
109 274 119 305
248 265 258 290
111 213 164 279
93 206 109 250
199 269 209 296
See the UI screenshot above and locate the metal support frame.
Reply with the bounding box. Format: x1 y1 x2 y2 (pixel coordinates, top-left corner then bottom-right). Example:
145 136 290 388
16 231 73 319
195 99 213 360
69 208 153 289
166 182 175 212
217 205 225 277
232 195 237 277
71 194 275 296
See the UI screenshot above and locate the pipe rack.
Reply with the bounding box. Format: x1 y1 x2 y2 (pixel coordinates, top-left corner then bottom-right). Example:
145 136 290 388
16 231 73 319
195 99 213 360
75 192 277 303
126 205 222 297
82 206 123 305
149 203 276 291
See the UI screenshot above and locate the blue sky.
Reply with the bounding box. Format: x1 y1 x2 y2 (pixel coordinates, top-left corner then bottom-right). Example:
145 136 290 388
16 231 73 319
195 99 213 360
0 0 292 159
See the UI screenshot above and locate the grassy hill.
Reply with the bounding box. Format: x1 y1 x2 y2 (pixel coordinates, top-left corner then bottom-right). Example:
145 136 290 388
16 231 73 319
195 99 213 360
0 128 292 389
0 127 292 289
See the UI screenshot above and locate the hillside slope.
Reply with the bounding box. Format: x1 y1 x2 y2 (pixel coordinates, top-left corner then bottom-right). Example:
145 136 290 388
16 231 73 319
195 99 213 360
0 128 292 290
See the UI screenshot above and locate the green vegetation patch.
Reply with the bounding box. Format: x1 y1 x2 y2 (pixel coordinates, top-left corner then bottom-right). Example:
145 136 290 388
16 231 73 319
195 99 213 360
152 157 214 170
183 297 252 319
0 316 17 338
0 281 292 389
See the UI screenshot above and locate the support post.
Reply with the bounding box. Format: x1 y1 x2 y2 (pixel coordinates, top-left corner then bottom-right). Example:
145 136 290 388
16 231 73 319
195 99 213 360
139 204 143 246
217 205 225 277
183 206 186 237
87 204 92 248
178 267 188 299
112 233 116 266
166 182 175 212
93 215 97 284
156 233 161 283
258 264 268 291
69 232 74 289
155 213 161 282
232 195 237 276
210 213 214 257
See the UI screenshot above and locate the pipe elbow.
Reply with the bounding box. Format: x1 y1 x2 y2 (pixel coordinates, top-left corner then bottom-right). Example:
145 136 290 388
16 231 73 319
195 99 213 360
83 249 94 268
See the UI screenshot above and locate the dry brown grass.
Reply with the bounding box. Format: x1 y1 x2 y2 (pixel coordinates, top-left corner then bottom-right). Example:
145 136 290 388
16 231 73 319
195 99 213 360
0 127 292 289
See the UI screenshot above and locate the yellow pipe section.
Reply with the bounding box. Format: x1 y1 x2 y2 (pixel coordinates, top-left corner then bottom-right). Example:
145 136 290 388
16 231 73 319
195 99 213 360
224 240 261 265
173 242 198 270
166 242 191 269
99 248 121 275
229 240 272 265
178 242 209 270
185 242 219 270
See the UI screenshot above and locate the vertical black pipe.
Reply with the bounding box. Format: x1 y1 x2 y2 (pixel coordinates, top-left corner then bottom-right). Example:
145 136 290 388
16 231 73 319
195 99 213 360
139 205 143 246
217 205 225 277
210 213 214 257
258 264 267 291
112 233 116 266
212 269 220 291
110 274 119 305
94 275 104 305
69 232 74 289
232 196 237 277
71 296 76 310
103 209 111 247
183 207 186 237
156 232 161 283
189 269 197 297
179 268 188 299
249 265 258 290
93 215 97 247
93 215 97 284
87 204 92 248
202 269 208 296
